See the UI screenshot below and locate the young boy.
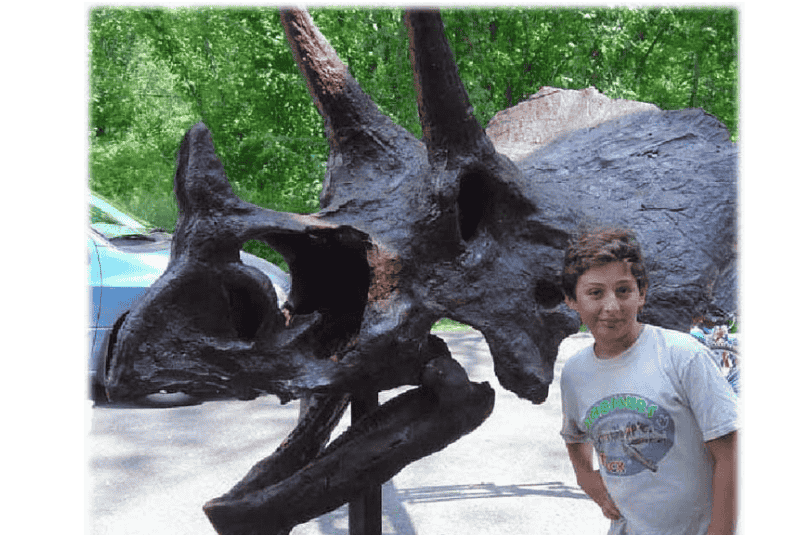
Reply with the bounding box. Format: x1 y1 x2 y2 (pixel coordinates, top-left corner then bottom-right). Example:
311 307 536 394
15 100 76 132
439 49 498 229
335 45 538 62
559 228 738 535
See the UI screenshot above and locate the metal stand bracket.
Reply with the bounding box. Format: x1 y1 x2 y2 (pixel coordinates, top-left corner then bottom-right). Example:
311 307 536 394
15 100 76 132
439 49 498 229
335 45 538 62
349 389 382 535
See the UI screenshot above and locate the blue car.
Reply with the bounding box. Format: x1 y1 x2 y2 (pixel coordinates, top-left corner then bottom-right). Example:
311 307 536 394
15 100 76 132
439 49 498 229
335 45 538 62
88 193 291 404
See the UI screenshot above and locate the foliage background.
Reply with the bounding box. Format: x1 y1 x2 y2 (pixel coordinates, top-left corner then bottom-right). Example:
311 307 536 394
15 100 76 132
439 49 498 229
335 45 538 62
88 6 738 271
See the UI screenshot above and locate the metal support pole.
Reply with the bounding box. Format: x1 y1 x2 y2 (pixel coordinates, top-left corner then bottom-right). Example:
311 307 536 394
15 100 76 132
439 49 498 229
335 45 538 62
349 389 382 535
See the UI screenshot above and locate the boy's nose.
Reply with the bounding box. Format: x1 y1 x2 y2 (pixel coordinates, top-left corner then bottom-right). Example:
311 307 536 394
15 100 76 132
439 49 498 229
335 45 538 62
602 295 621 312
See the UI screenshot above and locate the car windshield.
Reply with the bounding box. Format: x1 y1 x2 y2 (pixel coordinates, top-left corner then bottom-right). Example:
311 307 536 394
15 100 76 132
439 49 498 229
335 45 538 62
90 194 154 240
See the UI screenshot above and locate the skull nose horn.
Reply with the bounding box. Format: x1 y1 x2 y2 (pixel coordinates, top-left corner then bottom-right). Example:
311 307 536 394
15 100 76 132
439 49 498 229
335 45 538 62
405 9 495 164
174 122 240 217
171 122 252 263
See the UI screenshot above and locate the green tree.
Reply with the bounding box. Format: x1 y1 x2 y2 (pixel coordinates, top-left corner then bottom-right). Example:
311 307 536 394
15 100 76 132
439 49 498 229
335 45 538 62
88 7 738 272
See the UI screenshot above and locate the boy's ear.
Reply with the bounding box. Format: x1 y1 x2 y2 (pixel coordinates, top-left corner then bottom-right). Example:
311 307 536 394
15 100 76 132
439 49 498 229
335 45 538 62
637 285 648 313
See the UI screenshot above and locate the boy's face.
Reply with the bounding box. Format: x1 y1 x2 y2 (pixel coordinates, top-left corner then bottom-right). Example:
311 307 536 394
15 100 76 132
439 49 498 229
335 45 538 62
565 261 646 357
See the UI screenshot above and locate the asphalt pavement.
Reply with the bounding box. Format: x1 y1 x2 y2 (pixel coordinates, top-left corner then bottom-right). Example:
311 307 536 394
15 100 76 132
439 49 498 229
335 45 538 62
86 330 608 535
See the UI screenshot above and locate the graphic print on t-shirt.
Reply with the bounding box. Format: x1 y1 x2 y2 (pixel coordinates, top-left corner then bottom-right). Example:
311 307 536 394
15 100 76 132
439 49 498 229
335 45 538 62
583 393 675 477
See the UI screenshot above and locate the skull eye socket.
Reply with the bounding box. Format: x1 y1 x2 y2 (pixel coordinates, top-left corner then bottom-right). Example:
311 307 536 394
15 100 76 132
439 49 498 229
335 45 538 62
457 170 493 242
534 280 564 309
270 227 371 357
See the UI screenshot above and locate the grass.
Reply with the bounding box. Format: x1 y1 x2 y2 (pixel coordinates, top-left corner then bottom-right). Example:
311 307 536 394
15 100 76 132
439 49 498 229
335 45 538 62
431 318 473 332
242 240 289 272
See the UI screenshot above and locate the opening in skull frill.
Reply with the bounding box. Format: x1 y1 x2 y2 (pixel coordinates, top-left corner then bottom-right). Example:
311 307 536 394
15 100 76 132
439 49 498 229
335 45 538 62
533 279 564 309
457 170 493 242
269 226 371 358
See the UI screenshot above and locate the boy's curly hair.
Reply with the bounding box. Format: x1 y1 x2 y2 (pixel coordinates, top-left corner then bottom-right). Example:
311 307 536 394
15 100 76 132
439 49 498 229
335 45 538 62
561 227 649 301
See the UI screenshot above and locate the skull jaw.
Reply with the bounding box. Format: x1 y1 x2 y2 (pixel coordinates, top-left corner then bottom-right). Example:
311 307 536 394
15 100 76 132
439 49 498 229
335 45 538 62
203 355 496 535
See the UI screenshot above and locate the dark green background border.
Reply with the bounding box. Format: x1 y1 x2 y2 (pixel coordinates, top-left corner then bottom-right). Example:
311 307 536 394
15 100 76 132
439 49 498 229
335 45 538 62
2 0 788 535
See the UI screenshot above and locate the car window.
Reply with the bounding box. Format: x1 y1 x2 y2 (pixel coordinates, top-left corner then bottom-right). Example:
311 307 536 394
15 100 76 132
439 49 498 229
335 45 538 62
91 221 140 239
90 196 149 239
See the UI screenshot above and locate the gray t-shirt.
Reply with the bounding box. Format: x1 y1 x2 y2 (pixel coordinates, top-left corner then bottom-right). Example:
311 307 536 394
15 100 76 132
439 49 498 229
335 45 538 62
560 324 738 535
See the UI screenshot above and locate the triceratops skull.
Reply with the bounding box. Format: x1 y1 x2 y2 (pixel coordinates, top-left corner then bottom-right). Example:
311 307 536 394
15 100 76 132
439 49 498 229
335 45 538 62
105 9 577 533
105 8 577 407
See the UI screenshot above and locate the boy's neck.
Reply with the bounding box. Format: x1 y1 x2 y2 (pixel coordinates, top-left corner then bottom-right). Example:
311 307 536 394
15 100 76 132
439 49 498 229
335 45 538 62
594 323 644 359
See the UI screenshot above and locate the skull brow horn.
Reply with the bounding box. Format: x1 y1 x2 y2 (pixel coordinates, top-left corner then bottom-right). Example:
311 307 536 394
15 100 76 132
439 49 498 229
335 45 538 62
279 9 349 116
405 9 493 163
280 9 402 151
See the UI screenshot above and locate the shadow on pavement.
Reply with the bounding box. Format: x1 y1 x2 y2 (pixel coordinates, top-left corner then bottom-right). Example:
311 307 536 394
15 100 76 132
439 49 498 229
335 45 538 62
314 480 418 535
394 480 591 503
310 479 590 535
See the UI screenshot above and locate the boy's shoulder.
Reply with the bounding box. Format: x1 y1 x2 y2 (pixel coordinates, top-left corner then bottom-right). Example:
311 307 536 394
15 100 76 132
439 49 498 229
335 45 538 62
642 325 716 381
560 335 595 373
646 324 709 355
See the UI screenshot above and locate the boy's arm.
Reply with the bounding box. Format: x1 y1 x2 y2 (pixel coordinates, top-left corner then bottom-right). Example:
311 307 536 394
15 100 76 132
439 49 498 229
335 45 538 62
705 431 737 535
565 442 621 520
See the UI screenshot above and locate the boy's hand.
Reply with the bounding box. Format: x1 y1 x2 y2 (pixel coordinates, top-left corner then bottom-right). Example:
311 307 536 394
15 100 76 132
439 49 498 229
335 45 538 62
705 431 737 535
577 469 622 520
566 443 622 521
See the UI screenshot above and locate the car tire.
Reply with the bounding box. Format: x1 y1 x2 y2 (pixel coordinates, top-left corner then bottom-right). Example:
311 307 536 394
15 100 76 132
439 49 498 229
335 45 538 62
91 312 128 406
90 379 108 405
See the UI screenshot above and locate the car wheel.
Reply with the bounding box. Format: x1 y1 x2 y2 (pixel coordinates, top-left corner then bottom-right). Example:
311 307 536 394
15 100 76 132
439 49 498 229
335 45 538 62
91 312 129 406
90 379 108 405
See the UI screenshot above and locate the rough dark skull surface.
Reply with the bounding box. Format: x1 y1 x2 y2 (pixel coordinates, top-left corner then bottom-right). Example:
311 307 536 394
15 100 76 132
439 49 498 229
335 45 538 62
104 8 737 535
486 85 738 329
